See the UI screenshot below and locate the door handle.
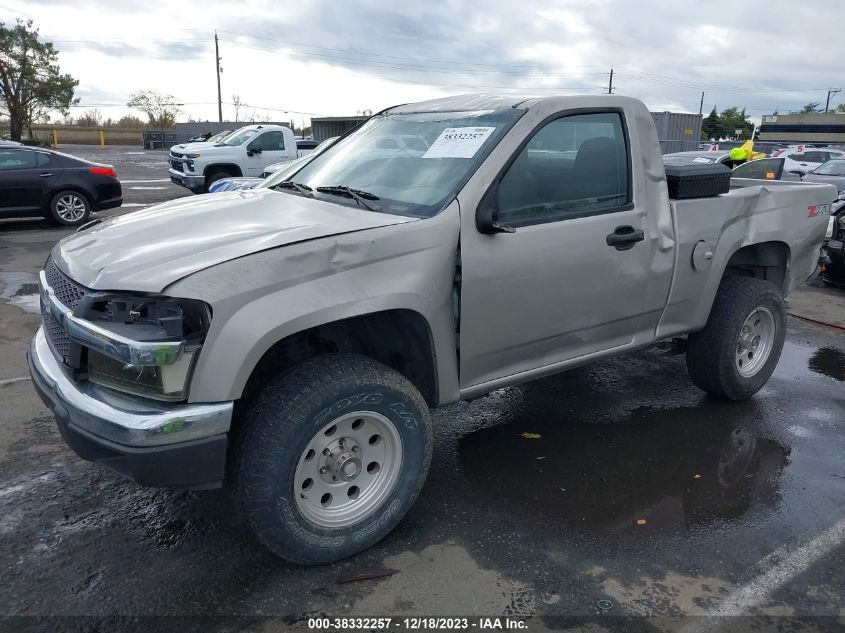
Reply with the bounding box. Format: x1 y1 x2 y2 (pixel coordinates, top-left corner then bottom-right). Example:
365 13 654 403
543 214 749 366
606 225 644 250
39 173 54 177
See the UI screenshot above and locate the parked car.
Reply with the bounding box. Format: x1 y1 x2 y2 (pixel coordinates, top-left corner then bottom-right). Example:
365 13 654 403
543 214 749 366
296 139 320 156
209 137 340 193
168 124 298 193
803 159 845 286
665 150 732 164
0 147 122 226
730 157 801 181
29 94 835 564
769 146 845 176
0 139 23 147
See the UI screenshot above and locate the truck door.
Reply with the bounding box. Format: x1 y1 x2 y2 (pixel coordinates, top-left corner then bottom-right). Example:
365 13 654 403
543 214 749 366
458 110 654 390
245 131 291 176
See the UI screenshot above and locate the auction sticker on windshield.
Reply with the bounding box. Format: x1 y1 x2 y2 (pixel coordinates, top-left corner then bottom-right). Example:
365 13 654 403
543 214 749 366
423 127 496 159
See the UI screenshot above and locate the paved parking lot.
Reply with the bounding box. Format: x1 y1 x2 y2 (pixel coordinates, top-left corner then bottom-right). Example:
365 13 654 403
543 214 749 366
1 146 844 630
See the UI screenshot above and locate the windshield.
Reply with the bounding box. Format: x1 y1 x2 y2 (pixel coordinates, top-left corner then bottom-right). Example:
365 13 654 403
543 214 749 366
208 131 231 144
218 128 258 146
812 159 845 176
281 109 523 217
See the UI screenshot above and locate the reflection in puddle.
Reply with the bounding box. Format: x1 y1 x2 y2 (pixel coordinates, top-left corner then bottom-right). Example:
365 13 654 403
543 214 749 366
0 272 40 314
808 347 845 382
459 400 789 537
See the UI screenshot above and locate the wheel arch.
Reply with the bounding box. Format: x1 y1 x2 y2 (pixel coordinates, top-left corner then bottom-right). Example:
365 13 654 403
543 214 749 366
203 163 243 178
723 241 791 293
235 308 439 409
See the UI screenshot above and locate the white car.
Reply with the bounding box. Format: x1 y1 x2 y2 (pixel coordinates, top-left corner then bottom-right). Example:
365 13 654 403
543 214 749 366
168 124 299 193
770 145 845 176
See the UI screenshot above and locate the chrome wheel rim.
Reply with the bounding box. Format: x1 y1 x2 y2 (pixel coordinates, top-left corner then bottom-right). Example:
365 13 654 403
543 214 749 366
55 194 86 222
736 306 775 377
294 411 403 528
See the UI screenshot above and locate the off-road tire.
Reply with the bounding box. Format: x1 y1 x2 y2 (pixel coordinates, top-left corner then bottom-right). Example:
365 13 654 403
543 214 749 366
236 354 433 565
49 190 91 226
686 276 786 401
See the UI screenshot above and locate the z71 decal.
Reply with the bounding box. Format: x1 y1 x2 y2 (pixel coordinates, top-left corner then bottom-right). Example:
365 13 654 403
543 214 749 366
808 204 830 217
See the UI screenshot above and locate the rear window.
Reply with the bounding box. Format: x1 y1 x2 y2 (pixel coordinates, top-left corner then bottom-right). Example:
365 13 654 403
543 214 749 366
0 149 36 169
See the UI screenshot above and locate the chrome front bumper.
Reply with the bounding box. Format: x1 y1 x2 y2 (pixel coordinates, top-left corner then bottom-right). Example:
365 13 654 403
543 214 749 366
28 327 232 448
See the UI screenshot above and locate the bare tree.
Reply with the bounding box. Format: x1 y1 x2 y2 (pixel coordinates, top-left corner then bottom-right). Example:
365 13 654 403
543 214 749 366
232 93 244 122
127 90 182 145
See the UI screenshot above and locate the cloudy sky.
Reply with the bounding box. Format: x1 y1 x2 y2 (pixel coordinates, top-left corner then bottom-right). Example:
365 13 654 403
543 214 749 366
5 0 844 125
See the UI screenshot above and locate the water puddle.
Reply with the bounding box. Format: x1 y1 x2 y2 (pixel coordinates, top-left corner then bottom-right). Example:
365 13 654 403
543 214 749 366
458 403 789 538
0 272 40 314
808 347 845 382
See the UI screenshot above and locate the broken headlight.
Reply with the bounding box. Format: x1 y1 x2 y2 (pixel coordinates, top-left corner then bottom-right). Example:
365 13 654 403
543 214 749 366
88 346 200 401
83 295 211 401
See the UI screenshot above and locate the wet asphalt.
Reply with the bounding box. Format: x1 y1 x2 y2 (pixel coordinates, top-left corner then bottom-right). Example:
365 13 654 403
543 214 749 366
0 146 844 630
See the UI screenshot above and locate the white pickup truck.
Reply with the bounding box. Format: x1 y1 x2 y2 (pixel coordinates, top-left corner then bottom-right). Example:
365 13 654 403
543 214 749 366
168 124 298 193
30 94 835 565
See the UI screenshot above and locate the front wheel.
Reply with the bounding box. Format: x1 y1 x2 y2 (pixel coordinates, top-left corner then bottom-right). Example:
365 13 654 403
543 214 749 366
686 276 787 401
236 354 433 565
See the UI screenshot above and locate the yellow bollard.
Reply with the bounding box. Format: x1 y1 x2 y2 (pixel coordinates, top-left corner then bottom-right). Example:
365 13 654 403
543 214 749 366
52 129 58 146
99 130 105 146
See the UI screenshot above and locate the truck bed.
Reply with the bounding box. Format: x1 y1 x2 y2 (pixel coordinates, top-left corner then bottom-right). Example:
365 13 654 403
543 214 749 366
656 180 837 339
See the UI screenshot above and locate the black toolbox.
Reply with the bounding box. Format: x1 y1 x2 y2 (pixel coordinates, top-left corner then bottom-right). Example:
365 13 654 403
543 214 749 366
663 158 731 199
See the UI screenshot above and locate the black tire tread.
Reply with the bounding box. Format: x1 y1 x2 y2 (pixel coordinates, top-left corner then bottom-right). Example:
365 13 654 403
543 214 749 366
686 275 786 401
236 353 432 565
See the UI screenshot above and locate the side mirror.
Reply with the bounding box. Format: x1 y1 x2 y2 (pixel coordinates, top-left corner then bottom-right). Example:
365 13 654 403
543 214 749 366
247 145 262 156
476 184 515 234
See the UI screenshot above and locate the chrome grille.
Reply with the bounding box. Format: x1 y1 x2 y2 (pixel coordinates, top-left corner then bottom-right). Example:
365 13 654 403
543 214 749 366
42 258 90 361
44 258 87 309
42 303 70 358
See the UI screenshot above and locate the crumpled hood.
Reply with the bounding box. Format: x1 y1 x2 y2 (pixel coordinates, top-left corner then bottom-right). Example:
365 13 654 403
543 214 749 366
54 189 417 292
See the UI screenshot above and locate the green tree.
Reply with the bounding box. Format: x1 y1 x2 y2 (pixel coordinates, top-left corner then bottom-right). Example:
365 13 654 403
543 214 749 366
835 103 845 113
0 19 79 141
801 102 822 113
701 107 720 141
719 106 753 140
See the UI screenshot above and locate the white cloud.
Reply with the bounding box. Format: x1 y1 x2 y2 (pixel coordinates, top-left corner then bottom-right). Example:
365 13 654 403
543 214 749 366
7 0 845 124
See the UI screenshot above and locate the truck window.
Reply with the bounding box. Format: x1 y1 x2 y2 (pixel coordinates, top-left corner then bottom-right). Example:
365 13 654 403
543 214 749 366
252 131 286 152
498 112 630 226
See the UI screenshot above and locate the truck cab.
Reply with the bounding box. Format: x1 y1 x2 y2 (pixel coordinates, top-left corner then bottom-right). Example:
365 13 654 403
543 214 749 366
168 124 297 193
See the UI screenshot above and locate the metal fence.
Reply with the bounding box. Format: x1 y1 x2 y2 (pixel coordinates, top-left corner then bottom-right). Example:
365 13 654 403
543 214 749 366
0 127 53 144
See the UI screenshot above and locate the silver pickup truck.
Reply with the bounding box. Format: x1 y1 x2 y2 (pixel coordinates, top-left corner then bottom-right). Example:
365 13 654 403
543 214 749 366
28 95 835 564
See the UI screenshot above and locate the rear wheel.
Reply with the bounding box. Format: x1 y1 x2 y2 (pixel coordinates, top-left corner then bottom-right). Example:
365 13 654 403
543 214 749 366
686 276 786 401
49 190 91 226
236 354 433 565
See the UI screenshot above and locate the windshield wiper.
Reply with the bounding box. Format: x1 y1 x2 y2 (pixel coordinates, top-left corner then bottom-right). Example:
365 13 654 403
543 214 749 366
315 185 381 212
273 181 313 196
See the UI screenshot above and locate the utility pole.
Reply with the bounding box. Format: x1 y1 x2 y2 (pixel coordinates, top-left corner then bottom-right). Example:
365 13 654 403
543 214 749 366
699 91 704 115
214 31 223 122
825 88 841 113
607 67 614 94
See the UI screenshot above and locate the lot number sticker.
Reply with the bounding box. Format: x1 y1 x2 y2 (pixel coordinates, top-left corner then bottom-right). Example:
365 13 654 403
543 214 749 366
423 127 496 159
